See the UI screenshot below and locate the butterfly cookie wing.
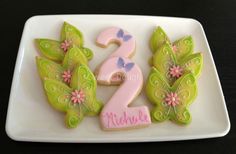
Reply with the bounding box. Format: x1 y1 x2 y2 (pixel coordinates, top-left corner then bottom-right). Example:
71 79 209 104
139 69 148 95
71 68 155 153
117 57 125 68
171 73 197 124
124 63 135 72
123 35 132 41
70 65 103 115
60 22 84 47
62 46 88 70
180 52 203 78
172 36 194 61
117 29 124 38
44 78 72 112
150 26 170 53
80 47 94 60
35 39 65 62
146 67 171 122
152 43 177 85
43 78 84 128
36 56 64 82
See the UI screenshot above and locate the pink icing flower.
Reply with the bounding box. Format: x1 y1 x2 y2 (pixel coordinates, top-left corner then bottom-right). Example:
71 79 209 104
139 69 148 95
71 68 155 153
60 40 72 52
71 90 85 104
172 45 178 52
169 65 183 78
165 92 180 106
62 70 72 83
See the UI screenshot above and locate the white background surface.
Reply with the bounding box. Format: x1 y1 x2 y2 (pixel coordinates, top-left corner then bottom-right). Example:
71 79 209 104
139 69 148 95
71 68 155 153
5 15 230 142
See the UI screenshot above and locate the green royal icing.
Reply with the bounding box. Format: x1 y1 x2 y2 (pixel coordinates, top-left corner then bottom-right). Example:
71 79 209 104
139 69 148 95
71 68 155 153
35 22 101 128
70 65 103 115
35 39 65 62
152 42 203 85
35 22 93 62
150 26 170 53
81 47 94 60
147 26 203 125
43 64 103 128
36 46 89 84
146 67 197 125
62 46 88 70
149 27 195 64
180 52 203 78
36 56 64 82
61 22 84 47
172 36 194 61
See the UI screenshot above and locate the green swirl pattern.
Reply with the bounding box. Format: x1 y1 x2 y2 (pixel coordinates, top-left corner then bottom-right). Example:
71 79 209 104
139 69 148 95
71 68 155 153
36 39 65 62
146 67 197 125
62 46 88 70
36 56 64 82
35 22 94 63
61 22 84 47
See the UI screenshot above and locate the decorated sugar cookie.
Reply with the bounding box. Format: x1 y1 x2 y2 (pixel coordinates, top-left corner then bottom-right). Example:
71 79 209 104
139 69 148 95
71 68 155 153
146 26 203 125
36 46 88 85
146 67 197 124
43 64 103 128
150 26 194 62
96 27 136 84
97 57 151 130
96 27 151 130
96 27 135 58
35 23 102 128
152 42 203 85
35 22 93 62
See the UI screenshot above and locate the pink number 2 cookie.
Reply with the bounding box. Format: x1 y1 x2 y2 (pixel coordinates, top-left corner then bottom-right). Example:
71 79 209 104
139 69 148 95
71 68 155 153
96 27 151 130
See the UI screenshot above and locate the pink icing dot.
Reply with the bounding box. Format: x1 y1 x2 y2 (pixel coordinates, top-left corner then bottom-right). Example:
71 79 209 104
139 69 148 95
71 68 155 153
71 90 85 105
62 70 72 83
60 40 72 52
165 92 180 106
169 65 183 78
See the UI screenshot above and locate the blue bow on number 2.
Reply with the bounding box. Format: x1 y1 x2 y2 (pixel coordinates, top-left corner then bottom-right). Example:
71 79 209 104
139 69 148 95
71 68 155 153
117 57 134 72
117 29 132 42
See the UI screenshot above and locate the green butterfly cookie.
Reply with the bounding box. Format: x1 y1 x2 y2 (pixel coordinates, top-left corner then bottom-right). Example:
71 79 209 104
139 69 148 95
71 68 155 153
35 22 93 62
150 26 170 53
36 46 88 84
146 67 197 124
43 64 103 128
150 26 194 62
152 42 203 85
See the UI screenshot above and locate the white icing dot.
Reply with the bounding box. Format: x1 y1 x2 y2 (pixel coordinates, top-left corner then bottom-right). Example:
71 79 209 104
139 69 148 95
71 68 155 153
195 59 200 64
186 79 192 85
40 41 51 48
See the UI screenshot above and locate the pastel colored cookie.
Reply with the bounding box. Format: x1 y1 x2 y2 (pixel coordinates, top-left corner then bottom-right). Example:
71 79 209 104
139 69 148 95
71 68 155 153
35 22 93 62
43 64 103 128
96 27 136 85
152 42 203 85
97 57 151 130
145 67 197 124
96 27 136 58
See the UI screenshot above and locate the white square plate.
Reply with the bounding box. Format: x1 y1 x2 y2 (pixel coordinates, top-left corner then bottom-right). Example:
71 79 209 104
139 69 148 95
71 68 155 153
6 15 230 142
